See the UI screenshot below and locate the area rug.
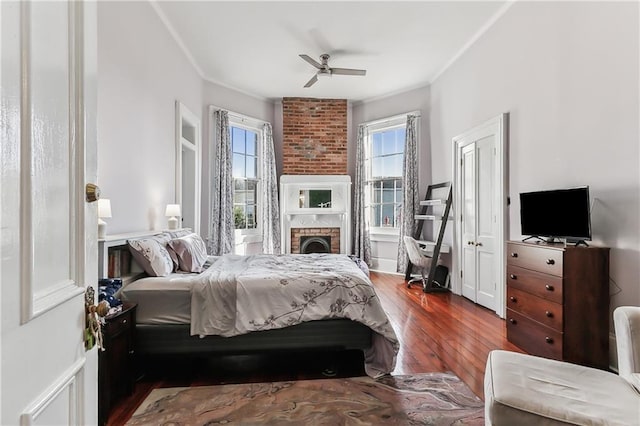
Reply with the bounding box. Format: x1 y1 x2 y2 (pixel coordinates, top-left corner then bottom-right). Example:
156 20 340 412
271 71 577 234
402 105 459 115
127 372 484 425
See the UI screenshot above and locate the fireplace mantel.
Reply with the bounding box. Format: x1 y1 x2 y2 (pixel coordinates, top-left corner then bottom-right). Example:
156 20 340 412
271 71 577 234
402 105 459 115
280 175 351 254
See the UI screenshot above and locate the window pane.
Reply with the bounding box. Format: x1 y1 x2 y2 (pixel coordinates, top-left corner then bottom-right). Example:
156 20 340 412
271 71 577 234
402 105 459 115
246 132 257 156
372 181 381 203
232 127 245 153
388 153 403 177
247 180 257 204
232 153 245 178
246 205 256 229
246 156 256 179
234 205 246 229
382 180 394 203
381 130 394 155
382 204 394 227
372 133 383 157
371 205 381 227
395 186 403 203
234 179 246 203
372 157 383 178
395 128 406 154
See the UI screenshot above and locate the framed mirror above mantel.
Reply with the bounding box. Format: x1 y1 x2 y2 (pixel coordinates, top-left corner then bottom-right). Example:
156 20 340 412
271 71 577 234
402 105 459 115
175 101 201 234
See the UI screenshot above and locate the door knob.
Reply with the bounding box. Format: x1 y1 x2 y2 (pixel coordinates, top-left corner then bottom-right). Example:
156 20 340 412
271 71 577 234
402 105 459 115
85 183 101 203
475 242 483 247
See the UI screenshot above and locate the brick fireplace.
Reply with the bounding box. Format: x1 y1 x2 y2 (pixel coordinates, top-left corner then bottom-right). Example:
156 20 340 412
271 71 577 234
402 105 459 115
291 227 341 254
280 175 351 254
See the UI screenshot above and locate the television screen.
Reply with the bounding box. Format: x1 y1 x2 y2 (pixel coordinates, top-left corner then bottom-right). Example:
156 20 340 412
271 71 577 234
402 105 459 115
519 187 591 241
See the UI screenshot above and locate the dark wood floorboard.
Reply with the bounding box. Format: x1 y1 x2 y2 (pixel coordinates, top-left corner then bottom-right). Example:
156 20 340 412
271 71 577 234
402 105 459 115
107 271 522 425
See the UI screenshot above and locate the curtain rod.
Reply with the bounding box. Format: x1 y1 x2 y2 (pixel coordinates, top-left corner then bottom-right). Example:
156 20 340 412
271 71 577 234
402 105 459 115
208 104 267 126
360 110 421 127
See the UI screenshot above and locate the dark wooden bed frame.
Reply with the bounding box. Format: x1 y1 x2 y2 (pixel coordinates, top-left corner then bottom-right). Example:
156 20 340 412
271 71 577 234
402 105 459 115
135 319 373 356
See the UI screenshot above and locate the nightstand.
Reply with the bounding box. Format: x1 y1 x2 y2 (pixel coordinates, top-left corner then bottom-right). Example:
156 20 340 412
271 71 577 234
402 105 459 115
98 303 137 426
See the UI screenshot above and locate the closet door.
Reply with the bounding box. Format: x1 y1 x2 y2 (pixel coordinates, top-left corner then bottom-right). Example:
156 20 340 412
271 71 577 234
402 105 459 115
460 136 496 310
461 144 477 301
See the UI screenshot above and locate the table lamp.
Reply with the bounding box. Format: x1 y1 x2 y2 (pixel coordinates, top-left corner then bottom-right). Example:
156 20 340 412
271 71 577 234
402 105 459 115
165 204 181 230
98 198 112 239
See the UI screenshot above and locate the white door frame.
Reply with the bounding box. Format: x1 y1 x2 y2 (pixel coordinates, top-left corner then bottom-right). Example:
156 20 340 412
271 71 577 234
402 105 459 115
452 113 508 318
175 101 201 234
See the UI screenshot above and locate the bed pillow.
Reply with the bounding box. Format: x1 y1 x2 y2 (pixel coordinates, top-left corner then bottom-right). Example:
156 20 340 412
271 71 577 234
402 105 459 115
168 233 208 273
167 229 192 239
128 238 174 277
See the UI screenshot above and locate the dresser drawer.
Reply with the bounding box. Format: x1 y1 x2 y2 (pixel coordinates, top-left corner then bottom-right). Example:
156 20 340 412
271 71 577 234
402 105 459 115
506 309 563 360
507 264 563 304
507 286 563 331
104 310 133 336
507 243 564 277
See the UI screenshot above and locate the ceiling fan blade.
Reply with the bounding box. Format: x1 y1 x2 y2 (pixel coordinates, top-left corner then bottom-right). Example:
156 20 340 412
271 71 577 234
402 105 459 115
299 54 322 69
304 74 318 88
331 67 366 76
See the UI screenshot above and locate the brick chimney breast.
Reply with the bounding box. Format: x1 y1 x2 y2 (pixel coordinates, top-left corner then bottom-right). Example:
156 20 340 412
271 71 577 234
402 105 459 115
282 97 347 175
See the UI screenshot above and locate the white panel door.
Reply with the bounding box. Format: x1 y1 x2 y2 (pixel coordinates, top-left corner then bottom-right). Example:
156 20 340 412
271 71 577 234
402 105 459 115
475 136 496 310
458 131 498 310
1 1 98 424
461 144 477 301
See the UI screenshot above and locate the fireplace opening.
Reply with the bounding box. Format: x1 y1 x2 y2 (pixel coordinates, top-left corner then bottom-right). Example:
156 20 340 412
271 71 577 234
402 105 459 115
300 236 331 254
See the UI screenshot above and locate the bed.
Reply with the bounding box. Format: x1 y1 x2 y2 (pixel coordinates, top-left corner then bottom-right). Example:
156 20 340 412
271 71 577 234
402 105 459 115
119 252 399 377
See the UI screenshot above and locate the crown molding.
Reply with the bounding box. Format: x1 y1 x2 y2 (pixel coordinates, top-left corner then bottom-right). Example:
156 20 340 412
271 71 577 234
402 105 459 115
429 0 516 84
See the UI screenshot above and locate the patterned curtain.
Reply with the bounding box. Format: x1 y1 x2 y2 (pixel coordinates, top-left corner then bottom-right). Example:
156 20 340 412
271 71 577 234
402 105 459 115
397 115 419 273
261 123 281 254
207 110 235 255
353 124 371 264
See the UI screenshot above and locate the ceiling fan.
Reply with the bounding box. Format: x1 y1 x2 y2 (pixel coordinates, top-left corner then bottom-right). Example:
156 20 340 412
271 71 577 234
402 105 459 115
299 53 366 88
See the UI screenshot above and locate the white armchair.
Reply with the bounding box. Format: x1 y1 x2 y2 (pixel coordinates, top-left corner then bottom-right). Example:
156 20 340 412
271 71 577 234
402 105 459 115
484 306 640 425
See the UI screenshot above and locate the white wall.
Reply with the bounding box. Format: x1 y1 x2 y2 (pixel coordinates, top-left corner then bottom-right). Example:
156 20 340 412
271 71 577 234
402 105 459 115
201 81 275 252
97 1 203 234
430 1 640 316
351 86 431 273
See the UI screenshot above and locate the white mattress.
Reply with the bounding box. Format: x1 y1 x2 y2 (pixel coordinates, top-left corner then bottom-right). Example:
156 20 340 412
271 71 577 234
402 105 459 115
118 272 198 325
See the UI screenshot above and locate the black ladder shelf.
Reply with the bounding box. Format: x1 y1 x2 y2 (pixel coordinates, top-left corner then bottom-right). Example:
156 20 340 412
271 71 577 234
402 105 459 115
404 181 453 292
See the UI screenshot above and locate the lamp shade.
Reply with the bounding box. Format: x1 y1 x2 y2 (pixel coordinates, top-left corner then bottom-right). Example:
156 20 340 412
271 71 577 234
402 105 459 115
98 199 112 218
165 204 181 217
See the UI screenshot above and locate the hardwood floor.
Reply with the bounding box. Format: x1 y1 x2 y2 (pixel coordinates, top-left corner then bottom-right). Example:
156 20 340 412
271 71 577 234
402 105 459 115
107 271 522 425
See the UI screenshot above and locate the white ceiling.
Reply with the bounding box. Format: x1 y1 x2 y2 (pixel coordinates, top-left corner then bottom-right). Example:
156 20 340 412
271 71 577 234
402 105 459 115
154 1 508 102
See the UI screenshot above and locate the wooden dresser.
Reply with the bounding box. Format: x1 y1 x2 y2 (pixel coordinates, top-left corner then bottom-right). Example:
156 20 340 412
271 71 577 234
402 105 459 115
506 241 609 369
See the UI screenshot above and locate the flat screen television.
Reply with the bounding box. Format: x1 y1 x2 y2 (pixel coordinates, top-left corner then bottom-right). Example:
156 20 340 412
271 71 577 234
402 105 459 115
519 186 591 242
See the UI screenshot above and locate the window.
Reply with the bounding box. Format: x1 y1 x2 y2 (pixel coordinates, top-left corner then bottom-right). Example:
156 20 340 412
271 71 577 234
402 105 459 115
231 124 259 231
366 121 406 231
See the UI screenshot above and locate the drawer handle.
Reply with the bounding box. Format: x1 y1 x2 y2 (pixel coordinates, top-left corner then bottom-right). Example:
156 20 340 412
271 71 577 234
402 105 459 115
510 252 518 258
510 274 517 280
545 284 554 291
122 319 127 324
546 259 555 265
509 318 517 324
545 336 554 344
545 311 553 318
129 350 135 355
509 296 517 302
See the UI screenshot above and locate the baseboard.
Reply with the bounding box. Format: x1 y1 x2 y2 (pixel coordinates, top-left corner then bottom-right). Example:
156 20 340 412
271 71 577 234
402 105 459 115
369 258 399 274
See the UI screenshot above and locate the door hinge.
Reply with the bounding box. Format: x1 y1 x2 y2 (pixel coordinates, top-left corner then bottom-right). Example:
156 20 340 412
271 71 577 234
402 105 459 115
460 158 463 166
460 270 463 278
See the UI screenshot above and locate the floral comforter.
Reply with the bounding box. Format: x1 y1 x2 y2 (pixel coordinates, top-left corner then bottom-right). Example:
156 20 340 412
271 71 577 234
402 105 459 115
190 253 399 377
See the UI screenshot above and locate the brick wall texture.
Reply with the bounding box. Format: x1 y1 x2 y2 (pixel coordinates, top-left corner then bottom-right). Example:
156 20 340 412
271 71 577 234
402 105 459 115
291 227 340 254
282 97 347 175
